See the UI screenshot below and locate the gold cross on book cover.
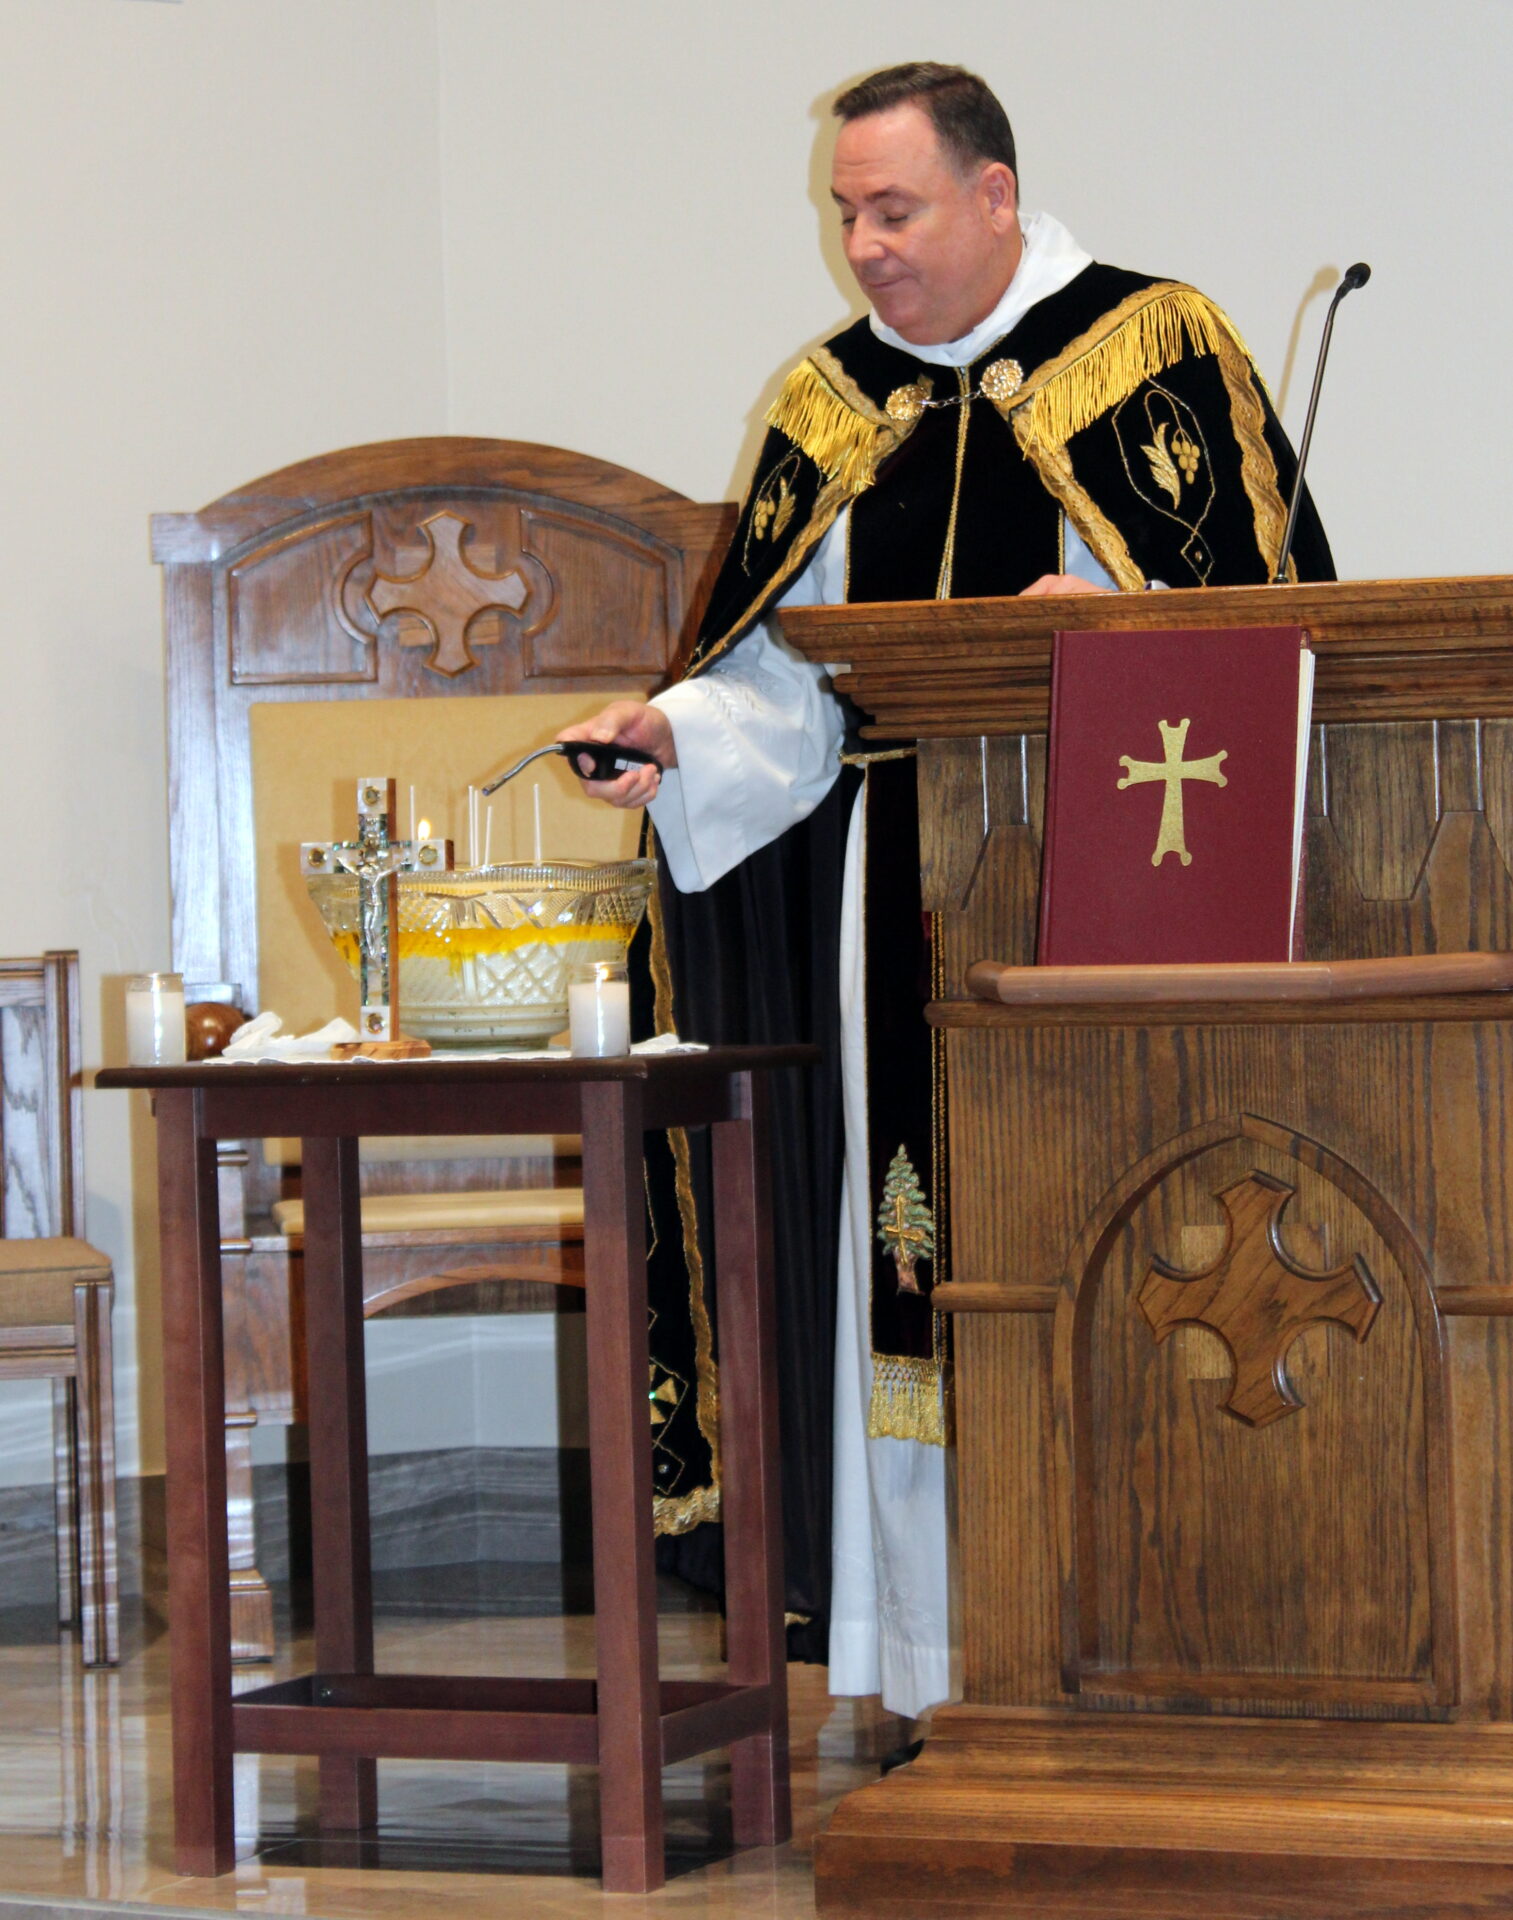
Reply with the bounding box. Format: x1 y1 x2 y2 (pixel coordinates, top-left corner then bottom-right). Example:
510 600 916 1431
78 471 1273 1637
1038 627 1314 965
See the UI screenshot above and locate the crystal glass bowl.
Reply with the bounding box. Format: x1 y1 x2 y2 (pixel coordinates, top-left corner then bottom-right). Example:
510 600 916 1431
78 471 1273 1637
305 858 655 1048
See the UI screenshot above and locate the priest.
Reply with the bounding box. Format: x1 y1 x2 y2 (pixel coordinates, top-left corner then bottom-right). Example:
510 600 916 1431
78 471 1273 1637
561 61 1334 1720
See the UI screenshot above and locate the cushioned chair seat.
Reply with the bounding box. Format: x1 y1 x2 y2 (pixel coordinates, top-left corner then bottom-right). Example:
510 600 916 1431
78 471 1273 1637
270 1186 585 1238
0 1237 113 1329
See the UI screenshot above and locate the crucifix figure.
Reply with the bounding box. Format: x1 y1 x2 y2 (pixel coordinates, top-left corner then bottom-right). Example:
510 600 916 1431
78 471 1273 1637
301 777 450 1042
1117 716 1228 867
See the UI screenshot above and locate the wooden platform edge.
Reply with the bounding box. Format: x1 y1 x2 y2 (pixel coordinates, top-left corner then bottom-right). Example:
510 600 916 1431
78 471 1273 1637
814 1708 1513 1917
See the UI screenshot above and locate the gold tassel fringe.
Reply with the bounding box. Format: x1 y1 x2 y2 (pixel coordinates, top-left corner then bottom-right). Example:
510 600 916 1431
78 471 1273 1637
1016 286 1245 453
867 1355 951 1447
765 358 888 495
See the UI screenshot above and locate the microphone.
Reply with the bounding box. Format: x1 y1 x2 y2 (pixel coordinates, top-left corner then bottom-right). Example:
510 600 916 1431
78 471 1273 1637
1271 262 1371 585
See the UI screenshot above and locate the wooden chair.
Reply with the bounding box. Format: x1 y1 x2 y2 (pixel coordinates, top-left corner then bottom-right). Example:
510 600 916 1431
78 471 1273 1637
0 951 118 1667
152 438 733 1657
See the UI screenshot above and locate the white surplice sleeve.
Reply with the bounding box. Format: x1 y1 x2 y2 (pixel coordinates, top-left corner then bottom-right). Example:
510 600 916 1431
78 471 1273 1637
646 516 850 894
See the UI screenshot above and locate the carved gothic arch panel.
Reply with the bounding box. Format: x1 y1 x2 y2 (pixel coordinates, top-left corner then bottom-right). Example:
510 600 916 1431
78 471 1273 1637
1051 1111 1456 1715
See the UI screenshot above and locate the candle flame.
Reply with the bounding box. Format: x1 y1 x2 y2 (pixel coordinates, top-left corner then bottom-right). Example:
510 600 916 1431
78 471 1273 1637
416 819 432 840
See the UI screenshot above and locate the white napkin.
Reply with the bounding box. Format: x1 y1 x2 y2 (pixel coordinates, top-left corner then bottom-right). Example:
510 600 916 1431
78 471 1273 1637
221 1011 360 1062
341 1033 712 1063
219 1015 708 1064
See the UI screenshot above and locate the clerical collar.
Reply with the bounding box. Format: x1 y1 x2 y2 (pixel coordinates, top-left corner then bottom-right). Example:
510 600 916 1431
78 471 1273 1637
868 210 1094 368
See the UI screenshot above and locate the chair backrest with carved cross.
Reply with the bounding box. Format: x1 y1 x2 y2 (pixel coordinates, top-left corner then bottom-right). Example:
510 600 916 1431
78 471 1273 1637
153 435 734 1204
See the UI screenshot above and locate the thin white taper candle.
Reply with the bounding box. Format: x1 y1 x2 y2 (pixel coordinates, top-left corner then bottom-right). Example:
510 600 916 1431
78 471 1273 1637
533 783 543 865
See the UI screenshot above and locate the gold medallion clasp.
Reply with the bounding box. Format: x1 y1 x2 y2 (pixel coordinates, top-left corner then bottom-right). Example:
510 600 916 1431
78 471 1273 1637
886 383 929 424
980 357 1024 403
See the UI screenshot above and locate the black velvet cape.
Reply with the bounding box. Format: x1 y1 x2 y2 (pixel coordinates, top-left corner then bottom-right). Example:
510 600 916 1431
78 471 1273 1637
638 262 1335 1663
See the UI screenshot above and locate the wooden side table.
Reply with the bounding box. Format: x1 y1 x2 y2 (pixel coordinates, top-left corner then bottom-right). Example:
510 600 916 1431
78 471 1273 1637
100 1046 809 1894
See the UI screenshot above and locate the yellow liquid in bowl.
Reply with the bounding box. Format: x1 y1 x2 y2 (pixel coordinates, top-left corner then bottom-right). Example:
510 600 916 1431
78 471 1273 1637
333 924 633 971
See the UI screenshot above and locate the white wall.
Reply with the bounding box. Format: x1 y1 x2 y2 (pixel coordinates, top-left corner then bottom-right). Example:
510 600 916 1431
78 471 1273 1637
438 0 1513 576
2 0 1510 1487
0 0 447 1483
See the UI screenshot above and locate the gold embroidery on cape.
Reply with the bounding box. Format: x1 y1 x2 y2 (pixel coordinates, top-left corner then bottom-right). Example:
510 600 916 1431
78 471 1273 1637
859 779 952 1448
654 1482 723 1534
649 1357 683 1427
752 474 796 541
877 1146 935 1295
1144 421 1183 505
997 282 1246 452
1015 431 1145 589
645 838 722 1535
742 450 802 574
1116 386 1218 582
1209 322 1295 580
764 349 900 494
998 280 1294 584
688 346 929 676
936 366 972 599
687 467 859 676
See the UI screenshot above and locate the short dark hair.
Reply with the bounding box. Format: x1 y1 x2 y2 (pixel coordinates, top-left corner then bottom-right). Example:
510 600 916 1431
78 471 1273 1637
833 63 1017 182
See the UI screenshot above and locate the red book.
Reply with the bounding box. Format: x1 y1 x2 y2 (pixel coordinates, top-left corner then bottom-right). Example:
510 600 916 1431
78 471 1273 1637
1037 626 1313 966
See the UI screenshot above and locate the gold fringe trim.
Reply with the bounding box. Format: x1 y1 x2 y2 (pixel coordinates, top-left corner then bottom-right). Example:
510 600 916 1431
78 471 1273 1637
1005 283 1247 454
867 1354 951 1447
690 345 919 676
764 350 898 495
654 1480 722 1536
1007 280 1294 585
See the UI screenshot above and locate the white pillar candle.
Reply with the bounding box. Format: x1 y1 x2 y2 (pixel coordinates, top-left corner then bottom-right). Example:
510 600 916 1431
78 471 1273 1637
568 964 631 1057
125 973 187 1066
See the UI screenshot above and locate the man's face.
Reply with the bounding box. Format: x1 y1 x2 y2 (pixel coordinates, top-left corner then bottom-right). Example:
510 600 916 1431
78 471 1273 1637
830 103 1020 346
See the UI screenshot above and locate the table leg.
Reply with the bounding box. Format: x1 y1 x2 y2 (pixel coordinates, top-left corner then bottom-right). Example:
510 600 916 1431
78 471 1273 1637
301 1134 377 1832
157 1089 236 1875
581 1079 663 1893
712 1071 791 1847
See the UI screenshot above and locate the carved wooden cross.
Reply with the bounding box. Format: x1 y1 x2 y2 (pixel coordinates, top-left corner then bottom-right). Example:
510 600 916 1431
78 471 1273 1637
1117 716 1228 866
1137 1171 1380 1428
367 510 529 677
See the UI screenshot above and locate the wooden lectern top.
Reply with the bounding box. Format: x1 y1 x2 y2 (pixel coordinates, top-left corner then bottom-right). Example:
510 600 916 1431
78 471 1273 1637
778 574 1513 735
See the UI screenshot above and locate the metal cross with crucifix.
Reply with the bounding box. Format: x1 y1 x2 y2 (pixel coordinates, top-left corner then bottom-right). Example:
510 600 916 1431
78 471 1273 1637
1117 716 1229 867
301 776 451 1041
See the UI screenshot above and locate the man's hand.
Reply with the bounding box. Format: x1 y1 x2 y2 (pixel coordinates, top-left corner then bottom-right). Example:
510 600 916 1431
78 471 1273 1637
556 701 675 809
1018 574 1115 597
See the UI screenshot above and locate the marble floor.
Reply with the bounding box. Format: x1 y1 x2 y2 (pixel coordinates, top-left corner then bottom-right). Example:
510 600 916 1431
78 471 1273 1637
0 1594 905 1920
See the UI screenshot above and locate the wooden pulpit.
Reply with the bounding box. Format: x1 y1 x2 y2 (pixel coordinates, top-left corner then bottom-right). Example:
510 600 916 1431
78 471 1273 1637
783 578 1513 1918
